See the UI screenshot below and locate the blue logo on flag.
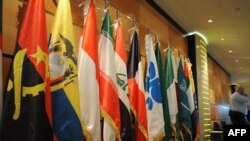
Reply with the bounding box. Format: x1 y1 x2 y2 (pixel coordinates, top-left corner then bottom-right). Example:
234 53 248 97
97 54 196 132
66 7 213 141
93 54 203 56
146 62 162 110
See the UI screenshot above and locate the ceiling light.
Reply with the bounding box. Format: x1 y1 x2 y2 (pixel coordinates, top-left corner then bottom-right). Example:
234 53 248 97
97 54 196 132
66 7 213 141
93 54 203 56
208 19 213 23
228 50 232 53
240 66 243 70
235 59 239 63
221 38 224 40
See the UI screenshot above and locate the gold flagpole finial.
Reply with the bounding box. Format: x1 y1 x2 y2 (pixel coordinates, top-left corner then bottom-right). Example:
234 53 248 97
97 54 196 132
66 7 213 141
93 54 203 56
116 10 120 19
105 0 110 9
147 28 151 34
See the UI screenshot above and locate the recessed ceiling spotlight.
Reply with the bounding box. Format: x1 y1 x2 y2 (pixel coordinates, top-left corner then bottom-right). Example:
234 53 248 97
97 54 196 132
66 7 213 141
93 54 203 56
221 38 224 40
228 50 232 53
208 19 213 23
235 59 239 63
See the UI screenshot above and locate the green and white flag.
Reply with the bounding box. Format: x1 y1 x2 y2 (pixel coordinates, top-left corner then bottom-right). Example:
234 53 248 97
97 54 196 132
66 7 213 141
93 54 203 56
155 42 172 141
98 10 121 141
165 49 178 138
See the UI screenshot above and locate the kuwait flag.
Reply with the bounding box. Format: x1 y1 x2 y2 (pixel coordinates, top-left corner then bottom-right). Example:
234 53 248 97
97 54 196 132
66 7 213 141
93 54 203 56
127 31 148 141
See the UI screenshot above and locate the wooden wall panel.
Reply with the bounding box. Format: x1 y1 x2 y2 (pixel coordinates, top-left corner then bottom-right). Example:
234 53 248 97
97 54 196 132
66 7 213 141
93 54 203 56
139 0 169 48
110 0 139 21
168 24 188 56
208 57 231 122
2 58 12 90
2 0 21 55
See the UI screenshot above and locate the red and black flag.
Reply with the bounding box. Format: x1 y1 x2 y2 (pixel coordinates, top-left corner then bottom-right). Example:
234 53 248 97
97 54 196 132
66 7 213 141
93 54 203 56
127 31 148 141
0 0 53 140
114 20 133 141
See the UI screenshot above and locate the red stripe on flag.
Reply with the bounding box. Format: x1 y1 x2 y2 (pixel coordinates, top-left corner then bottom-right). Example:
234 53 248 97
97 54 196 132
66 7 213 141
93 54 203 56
81 0 99 80
17 0 47 81
99 70 121 132
114 21 126 63
128 78 148 140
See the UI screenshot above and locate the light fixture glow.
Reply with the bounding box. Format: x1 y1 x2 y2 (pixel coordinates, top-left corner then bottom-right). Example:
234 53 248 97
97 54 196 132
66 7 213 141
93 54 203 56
208 19 213 23
228 50 232 53
184 31 208 44
235 59 239 63
204 134 211 137
221 38 224 40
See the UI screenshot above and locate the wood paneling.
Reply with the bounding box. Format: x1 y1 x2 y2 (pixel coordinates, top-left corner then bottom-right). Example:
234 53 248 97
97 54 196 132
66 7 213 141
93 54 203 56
110 0 139 20
168 24 188 56
208 57 231 122
2 58 12 90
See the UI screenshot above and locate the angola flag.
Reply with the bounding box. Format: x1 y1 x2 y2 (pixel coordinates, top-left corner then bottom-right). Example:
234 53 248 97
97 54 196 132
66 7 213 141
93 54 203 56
98 10 121 141
78 0 101 140
48 0 84 140
127 31 148 141
114 20 133 140
0 0 53 140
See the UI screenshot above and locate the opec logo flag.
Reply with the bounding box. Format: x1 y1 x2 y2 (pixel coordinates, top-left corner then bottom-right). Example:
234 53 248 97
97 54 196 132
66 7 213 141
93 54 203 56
145 34 165 141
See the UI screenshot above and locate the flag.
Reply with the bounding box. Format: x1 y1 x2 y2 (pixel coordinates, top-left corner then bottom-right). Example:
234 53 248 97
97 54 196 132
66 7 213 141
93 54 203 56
145 34 164 141
0 0 53 140
165 49 178 139
48 0 84 140
185 60 200 140
127 31 148 141
78 0 101 140
177 58 192 141
155 42 172 141
0 0 2 120
98 10 121 141
171 54 182 141
114 20 133 140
